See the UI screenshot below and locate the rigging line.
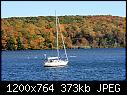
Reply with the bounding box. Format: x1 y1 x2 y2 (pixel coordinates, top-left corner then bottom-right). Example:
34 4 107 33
57 17 68 61
55 11 59 59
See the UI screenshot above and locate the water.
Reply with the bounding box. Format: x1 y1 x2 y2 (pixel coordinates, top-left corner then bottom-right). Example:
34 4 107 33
1 48 126 81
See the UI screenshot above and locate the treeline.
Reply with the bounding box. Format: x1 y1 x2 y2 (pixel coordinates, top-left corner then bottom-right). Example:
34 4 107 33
1 15 126 50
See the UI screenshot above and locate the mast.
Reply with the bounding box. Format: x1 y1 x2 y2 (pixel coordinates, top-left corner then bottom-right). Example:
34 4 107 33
55 12 59 59
58 18 68 61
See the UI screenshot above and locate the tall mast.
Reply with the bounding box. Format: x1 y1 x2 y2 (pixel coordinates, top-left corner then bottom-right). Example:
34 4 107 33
55 11 59 59
58 18 68 61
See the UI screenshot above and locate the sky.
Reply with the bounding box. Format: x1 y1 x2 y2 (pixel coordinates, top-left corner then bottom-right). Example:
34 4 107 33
1 1 126 18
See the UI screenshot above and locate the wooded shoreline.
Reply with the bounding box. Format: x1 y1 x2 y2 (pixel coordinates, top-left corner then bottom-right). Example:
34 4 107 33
1 15 126 50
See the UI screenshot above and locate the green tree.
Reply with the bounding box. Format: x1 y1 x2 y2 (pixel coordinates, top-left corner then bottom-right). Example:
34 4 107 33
6 36 16 50
17 36 24 50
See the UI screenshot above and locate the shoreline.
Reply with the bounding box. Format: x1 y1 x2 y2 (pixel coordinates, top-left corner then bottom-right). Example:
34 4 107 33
1 47 125 51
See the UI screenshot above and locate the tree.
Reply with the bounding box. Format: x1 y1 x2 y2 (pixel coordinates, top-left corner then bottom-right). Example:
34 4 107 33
65 37 72 48
6 36 16 50
17 36 25 50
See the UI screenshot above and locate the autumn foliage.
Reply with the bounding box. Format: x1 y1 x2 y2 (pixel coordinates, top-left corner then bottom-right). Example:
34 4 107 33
1 15 126 50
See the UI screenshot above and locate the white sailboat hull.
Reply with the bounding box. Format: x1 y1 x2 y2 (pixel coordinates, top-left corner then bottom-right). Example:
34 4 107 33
44 60 68 67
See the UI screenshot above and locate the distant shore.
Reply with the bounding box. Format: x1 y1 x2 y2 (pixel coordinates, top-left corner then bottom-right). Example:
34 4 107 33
1 47 125 51
2 15 126 51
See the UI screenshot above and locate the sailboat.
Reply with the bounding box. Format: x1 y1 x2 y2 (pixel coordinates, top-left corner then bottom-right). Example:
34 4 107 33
44 14 68 67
